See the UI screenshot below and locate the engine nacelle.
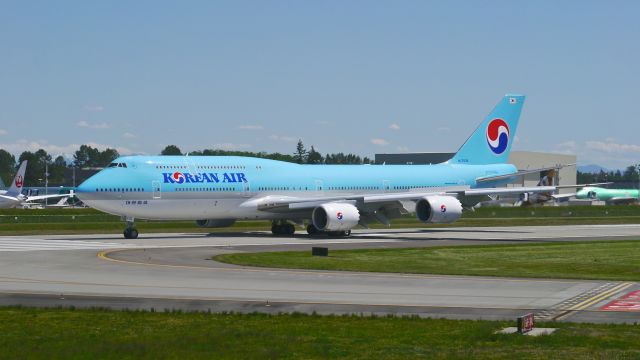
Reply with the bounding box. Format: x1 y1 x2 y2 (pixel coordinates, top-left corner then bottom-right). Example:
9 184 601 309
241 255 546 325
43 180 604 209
415 195 463 224
195 219 236 228
312 203 360 231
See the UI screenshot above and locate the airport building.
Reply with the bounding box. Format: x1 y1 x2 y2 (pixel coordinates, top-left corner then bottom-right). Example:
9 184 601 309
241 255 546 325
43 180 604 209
375 151 577 194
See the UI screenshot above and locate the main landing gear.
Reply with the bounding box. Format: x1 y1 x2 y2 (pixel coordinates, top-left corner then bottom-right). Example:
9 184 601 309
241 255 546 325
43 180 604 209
271 221 352 237
271 220 296 235
306 224 351 237
123 218 139 239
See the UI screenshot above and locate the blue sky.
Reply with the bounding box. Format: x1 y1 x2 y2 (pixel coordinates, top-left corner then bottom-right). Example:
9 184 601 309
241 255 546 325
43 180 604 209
1 1 638 168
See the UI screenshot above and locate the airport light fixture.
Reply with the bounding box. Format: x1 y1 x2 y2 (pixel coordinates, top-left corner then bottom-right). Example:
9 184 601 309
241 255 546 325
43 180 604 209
637 164 640 202
45 162 49 207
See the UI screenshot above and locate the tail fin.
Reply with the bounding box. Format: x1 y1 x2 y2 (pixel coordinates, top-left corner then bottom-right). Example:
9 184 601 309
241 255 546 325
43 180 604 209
449 94 525 165
7 161 27 196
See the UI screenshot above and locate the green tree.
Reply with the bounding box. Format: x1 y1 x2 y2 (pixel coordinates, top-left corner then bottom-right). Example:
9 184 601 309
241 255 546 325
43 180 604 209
18 150 47 186
98 148 119 167
0 149 16 186
325 153 363 164
49 156 67 185
306 146 323 164
72 145 118 168
73 145 100 168
623 166 638 182
161 145 183 156
35 149 52 165
294 140 307 164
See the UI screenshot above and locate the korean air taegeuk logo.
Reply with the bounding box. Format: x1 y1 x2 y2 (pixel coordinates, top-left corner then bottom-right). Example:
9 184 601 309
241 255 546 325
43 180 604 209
486 118 510 155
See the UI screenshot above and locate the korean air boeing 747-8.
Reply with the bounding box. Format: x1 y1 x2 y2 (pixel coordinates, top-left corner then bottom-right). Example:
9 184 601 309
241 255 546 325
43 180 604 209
76 94 563 239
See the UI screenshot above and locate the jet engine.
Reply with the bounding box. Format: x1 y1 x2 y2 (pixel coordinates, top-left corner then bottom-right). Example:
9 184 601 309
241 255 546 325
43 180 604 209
312 202 360 231
415 195 463 223
195 219 236 228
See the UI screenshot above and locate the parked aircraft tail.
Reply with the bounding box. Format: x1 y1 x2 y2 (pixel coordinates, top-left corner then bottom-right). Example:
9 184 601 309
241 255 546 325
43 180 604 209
7 161 27 197
449 94 525 165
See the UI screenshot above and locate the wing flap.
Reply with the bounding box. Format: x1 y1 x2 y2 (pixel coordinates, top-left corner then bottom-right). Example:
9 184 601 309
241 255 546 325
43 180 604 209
475 164 576 183
463 186 557 197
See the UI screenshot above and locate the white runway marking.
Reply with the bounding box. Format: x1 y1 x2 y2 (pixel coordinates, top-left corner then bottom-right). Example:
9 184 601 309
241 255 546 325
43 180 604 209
0 239 137 252
0 236 394 252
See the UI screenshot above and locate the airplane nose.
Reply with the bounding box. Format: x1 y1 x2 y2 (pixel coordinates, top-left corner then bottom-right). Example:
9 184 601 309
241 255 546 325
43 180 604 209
75 181 91 201
76 179 93 194
75 174 100 199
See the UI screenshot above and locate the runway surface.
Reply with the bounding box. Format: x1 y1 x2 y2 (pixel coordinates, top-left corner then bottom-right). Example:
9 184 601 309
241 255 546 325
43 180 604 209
0 224 639 323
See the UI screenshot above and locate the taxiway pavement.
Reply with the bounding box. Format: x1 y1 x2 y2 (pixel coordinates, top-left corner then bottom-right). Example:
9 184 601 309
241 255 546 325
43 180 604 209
0 224 638 323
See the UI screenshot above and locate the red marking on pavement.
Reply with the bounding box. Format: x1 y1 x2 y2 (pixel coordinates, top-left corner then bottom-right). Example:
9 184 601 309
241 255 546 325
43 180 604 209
600 290 640 311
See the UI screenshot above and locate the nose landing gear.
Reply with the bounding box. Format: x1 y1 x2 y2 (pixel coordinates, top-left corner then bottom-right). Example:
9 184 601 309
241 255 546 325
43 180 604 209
123 218 139 239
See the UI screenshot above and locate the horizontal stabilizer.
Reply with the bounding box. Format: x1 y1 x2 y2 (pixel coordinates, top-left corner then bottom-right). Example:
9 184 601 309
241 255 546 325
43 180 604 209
476 164 576 183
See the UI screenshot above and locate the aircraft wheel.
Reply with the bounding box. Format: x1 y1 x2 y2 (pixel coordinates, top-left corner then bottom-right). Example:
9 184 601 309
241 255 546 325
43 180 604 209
285 223 295 235
124 228 139 239
271 225 282 235
326 230 351 237
307 224 319 235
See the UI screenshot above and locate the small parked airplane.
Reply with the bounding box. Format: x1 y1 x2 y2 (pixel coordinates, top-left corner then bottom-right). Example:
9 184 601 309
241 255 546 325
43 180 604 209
0 161 74 208
574 186 639 205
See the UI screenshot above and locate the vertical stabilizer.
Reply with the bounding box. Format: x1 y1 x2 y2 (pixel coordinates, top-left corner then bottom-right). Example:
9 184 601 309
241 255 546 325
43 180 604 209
7 161 27 196
449 94 525 165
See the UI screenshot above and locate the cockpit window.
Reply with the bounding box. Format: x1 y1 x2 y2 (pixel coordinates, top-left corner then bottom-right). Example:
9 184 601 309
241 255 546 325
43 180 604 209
108 163 118 168
109 162 128 168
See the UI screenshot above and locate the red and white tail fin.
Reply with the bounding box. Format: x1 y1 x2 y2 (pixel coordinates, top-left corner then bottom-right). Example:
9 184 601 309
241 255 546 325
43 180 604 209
7 161 27 197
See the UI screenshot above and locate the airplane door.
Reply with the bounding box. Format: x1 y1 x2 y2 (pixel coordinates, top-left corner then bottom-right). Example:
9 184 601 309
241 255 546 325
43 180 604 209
383 180 391 192
152 180 161 199
243 181 251 197
315 180 324 192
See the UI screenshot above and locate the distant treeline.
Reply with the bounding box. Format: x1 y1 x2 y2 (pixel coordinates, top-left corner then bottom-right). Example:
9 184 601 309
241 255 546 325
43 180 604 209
160 142 373 165
0 145 120 187
577 166 639 185
4 141 636 188
0 140 372 187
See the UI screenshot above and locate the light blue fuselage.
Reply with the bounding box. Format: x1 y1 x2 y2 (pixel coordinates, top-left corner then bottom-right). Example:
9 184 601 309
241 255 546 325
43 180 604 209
76 155 516 220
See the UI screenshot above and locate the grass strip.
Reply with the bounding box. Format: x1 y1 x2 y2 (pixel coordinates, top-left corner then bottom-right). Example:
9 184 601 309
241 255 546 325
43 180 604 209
215 240 640 281
0 307 638 359
1 205 640 235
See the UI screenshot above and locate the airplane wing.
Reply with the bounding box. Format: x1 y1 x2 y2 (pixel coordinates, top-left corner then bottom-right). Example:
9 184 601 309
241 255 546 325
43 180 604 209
23 192 74 202
243 185 559 212
551 193 576 200
554 182 612 189
0 194 21 202
242 185 568 227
